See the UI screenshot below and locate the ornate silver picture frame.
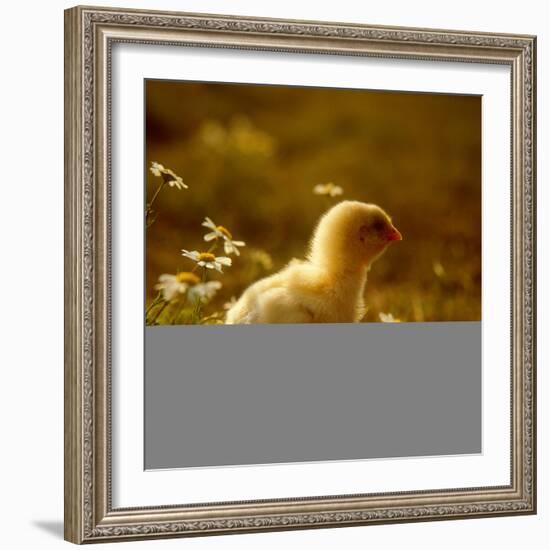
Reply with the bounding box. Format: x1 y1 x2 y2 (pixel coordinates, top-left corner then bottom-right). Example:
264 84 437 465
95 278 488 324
64 5 536 544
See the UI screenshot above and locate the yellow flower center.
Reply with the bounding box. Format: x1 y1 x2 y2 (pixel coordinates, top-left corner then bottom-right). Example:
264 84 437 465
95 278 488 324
198 252 216 262
216 225 233 240
176 271 200 285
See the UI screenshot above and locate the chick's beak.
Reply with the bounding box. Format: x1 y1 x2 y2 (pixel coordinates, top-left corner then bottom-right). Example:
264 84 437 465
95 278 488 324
387 226 403 242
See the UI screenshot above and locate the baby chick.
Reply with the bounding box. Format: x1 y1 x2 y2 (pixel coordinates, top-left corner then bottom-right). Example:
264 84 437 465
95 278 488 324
225 200 402 324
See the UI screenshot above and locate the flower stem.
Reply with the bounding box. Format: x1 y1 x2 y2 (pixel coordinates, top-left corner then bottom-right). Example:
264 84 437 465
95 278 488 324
169 306 183 325
191 268 208 323
150 300 170 324
145 180 165 225
146 292 163 315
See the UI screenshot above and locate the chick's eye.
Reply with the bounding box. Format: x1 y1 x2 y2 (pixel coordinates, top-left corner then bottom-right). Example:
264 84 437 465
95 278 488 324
372 220 385 232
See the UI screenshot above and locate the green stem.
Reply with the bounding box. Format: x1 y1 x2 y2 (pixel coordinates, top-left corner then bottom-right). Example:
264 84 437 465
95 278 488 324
191 268 208 323
168 295 191 325
145 180 165 224
150 300 170 324
169 306 182 325
145 292 163 315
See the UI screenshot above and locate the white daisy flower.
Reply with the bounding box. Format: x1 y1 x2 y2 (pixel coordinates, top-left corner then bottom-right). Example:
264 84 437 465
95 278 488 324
202 217 246 256
313 182 343 197
149 162 188 190
181 249 232 273
379 312 401 323
154 271 200 302
188 281 222 304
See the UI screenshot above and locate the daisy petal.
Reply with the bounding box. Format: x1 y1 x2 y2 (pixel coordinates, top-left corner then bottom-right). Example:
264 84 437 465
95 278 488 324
182 249 200 261
202 217 216 229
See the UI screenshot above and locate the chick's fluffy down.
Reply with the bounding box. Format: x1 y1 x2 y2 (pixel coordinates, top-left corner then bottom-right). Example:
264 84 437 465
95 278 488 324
225 260 360 324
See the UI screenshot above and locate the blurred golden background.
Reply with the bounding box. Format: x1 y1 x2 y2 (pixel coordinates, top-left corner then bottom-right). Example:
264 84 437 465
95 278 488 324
145 80 481 323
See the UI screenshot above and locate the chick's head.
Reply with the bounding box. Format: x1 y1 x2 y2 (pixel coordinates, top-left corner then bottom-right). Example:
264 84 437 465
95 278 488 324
309 200 402 270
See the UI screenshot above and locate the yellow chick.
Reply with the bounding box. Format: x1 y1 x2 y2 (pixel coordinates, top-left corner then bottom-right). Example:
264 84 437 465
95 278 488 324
225 200 402 324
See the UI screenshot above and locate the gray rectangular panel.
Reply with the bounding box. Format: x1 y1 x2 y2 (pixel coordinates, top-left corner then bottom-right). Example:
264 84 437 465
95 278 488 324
145 322 481 469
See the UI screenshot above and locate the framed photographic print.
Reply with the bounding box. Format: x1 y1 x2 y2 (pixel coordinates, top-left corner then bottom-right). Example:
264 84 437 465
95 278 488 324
64 5 537 544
